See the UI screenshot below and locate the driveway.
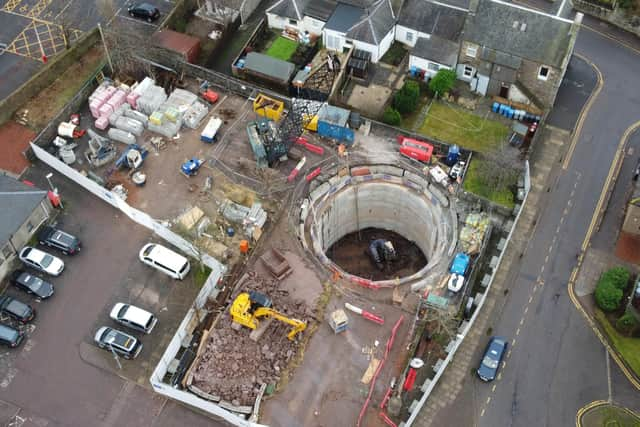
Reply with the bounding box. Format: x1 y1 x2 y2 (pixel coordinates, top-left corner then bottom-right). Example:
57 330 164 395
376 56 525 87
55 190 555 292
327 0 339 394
0 162 227 427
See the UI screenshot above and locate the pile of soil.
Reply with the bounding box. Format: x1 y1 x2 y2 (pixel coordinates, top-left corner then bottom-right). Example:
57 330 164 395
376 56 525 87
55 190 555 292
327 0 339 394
327 228 427 281
191 270 313 406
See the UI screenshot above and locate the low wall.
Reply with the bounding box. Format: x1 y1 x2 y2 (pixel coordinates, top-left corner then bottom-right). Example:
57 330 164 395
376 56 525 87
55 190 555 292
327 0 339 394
573 0 640 37
0 28 101 125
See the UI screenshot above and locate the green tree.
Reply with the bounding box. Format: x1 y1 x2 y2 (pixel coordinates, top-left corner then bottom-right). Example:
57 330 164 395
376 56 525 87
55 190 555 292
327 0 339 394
393 80 421 114
600 266 630 291
382 107 401 126
615 312 640 336
595 282 623 312
429 69 457 98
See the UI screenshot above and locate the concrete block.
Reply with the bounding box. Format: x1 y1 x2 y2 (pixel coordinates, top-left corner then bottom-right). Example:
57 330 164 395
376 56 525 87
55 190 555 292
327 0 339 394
433 359 445 372
403 170 429 188
421 379 432 392
497 238 507 251
310 182 330 203
503 219 514 232
480 274 491 288
398 423 406 427
369 164 404 176
429 186 449 207
458 321 469 333
489 255 500 269
408 399 420 413
444 341 455 353
513 204 521 216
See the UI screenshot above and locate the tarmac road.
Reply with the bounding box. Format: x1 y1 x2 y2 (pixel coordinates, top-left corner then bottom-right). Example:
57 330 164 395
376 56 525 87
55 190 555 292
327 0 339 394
0 163 227 427
424 16 640 427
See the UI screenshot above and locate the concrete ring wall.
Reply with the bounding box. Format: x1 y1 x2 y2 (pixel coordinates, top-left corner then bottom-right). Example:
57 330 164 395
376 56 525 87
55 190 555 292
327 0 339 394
301 169 455 288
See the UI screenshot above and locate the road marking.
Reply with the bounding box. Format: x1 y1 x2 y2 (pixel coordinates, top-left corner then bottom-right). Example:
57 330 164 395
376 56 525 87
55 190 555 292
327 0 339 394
492 384 496 392
486 397 491 404
562 53 604 170
544 255 549 264
560 216 565 224
511 339 516 346
480 408 485 417
540 265 545 274
563 207 569 215
556 0 568 16
502 361 506 369
520 317 525 326
524 306 529 314
516 328 521 336
498 372 503 380
567 119 640 392
529 296 533 303
556 225 561 233
548 245 553 254
570 189 575 198
606 347 612 402
533 284 539 292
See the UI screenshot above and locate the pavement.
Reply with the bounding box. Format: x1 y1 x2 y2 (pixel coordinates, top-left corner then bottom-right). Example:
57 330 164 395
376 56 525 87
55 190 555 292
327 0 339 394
415 18 640 427
0 162 227 427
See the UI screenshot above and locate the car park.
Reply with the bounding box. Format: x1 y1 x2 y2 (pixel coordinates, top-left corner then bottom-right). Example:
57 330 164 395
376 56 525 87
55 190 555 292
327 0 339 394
94 327 143 359
128 3 160 22
10 270 54 299
139 243 190 280
477 336 508 382
110 303 158 334
19 246 64 276
38 225 81 255
0 324 24 348
0 295 35 323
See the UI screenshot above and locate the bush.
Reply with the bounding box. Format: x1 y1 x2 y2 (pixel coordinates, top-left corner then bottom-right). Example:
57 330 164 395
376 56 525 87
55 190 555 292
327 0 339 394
615 312 640 335
429 69 457 98
595 282 624 312
382 107 401 126
393 81 420 115
601 267 631 291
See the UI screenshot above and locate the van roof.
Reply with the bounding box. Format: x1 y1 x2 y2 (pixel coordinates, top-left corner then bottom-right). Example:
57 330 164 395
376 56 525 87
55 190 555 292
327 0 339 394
145 243 189 271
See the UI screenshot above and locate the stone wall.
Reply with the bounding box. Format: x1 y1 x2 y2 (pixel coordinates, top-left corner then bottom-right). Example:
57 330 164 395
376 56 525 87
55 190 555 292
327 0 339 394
516 59 562 110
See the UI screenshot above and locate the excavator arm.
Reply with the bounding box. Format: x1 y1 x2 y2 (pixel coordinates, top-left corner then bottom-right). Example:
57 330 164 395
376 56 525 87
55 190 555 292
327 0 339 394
254 307 307 341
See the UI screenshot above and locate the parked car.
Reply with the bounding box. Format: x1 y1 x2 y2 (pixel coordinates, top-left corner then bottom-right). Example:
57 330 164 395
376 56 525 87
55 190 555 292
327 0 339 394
139 243 190 280
37 225 81 255
447 273 465 293
128 3 160 22
448 161 466 181
110 303 158 334
477 336 508 382
450 252 470 276
94 327 143 359
10 270 54 299
0 324 24 348
0 295 35 323
19 246 64 276
397 136 434 163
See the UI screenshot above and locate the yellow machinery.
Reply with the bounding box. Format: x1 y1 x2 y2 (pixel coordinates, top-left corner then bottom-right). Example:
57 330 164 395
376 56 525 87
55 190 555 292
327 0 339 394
253 94 284 121
230 291 307 341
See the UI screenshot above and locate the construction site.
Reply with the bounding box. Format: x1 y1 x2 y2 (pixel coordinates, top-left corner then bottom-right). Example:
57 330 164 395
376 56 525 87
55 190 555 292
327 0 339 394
32 62 501 427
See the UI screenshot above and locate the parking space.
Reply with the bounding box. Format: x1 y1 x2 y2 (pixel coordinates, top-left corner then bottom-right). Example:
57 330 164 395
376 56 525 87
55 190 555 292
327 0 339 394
0 164 222 426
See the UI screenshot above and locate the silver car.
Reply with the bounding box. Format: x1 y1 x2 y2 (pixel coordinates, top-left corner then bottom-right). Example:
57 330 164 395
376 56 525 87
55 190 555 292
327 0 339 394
110 303 158 334
19 246 64 276
94 327 143 359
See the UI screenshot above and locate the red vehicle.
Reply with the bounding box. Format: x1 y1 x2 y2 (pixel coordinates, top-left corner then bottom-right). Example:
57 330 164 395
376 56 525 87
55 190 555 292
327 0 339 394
397 136 434 163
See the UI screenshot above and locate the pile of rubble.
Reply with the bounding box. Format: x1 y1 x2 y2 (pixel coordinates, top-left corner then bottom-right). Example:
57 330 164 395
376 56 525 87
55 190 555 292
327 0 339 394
190 270 312 406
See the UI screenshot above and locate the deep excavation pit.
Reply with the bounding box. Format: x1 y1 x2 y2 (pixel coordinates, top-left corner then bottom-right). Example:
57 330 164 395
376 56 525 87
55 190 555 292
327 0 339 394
302 167 456 289
327 227 428 281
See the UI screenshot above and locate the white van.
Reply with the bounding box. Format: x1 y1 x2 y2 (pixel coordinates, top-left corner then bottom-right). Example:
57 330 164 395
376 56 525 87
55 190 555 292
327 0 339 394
139 243 190 280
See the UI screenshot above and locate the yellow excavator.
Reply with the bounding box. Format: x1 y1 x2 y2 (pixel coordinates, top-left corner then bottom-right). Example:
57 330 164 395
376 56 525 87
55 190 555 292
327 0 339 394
230 291 307 341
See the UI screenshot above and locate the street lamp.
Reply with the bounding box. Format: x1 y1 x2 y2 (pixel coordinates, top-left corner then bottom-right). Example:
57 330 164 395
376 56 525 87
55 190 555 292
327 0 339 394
45 173 64 209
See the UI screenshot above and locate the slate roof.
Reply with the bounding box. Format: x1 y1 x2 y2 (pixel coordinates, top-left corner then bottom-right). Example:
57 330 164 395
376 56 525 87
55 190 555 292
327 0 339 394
480 46 522 69
304 0 338 21
464 0 573 68
345 0 396 45
0 175 47 244
397 0 467 42
411 36 459 66
325 3 365 33
267 0 310 20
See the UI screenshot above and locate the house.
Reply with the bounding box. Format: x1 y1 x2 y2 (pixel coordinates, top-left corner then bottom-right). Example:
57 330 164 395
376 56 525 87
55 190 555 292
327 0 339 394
267 0 337 36
457 0 582 109
396 0 468 79
0 175 51 282
323 0 397 63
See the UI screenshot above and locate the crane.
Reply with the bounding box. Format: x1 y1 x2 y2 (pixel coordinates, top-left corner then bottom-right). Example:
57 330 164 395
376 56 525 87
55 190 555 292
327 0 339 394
230 291 307 341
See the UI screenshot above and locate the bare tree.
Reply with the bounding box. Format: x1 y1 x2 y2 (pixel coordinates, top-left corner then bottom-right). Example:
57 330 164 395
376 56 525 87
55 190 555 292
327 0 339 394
474 144 521 196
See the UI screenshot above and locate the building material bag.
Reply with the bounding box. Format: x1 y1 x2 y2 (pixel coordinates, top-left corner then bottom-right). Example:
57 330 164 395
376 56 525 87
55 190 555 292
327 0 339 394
108 128 136 145
94 116 109 130
183 101 209 129
115 117 144 136
123 109 148 127
148 120 180 139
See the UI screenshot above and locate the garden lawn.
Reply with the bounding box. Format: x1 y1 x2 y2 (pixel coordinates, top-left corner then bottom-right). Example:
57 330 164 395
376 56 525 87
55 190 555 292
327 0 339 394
595 309 640 378
418 101 509 152
463 160 515 209
266 37 298 61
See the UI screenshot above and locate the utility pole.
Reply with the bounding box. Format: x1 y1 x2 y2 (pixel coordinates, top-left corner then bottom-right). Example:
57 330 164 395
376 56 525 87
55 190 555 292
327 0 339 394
98 23 114 74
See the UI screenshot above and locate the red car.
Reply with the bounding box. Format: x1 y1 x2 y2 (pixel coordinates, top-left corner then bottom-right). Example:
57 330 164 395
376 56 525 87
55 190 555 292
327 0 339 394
398 136 434 163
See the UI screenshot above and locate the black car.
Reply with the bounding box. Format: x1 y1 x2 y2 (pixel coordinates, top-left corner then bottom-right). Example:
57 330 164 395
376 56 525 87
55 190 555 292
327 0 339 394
0 324 24 348
10 270 54 299
0 295 35 323
37 225 81 255
128 3 160 22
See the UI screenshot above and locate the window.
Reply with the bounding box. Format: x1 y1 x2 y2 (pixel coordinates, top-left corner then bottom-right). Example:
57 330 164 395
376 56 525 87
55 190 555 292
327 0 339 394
538 66 550 81
427 63 440 72
26 221 33 232
466 45 478 58
289 19 297 26
406 32 414 42
463 66 474 78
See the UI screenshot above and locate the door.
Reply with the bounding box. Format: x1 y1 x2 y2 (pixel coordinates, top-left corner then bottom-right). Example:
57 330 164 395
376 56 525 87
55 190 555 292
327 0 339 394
499 84 509 98
476 74 489 96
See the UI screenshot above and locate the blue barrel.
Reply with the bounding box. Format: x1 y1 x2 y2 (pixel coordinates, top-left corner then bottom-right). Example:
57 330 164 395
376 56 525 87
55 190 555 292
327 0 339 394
446 144 460 166
506 107 514 119
498 104 506 115
492 102 500 113
227 227 235 237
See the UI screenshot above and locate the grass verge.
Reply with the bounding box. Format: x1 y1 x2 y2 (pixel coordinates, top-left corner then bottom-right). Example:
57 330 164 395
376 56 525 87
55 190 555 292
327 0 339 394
463 160 516 209
418 101 509 152
595 309 640 378
580 402 640 427
193 265 213 290
265 37 298 61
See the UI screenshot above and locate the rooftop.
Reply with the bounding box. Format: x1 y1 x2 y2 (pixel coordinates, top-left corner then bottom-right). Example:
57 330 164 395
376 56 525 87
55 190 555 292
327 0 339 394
0 174 47 244
412 36 460 67
398 0 467 42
